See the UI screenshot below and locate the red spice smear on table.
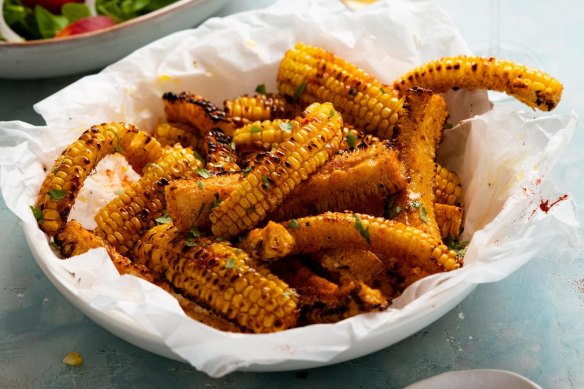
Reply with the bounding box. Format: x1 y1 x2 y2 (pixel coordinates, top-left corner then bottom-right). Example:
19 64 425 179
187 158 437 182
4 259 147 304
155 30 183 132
539 194 569 213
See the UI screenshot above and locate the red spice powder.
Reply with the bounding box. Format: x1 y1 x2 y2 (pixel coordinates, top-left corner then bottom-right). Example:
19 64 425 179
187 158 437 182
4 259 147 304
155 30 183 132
539 194 569 213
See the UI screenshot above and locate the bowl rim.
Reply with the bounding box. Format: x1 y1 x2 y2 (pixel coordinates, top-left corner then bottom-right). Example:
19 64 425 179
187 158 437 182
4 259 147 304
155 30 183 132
0 0 208 48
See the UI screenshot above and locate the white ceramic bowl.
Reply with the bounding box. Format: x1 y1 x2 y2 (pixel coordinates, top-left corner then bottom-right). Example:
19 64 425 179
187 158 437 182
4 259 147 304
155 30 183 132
0 0 229 79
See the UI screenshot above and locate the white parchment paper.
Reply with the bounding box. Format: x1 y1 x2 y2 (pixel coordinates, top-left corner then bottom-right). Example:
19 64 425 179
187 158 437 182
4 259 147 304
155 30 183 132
0 0 580 378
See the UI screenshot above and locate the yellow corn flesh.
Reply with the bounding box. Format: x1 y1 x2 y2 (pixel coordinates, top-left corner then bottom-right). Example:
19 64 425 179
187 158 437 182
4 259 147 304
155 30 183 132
210 102 344 238
223 93 302 124
152 122 203 150
94 145 201 255
232 119 300 151
132 224 299 333
391 56 563 111
434 203 463 239
434 164 463 205
277 42 403 138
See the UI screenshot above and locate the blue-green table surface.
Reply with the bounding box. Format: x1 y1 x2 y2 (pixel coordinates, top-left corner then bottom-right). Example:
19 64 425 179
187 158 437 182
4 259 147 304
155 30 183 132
1 1 583 387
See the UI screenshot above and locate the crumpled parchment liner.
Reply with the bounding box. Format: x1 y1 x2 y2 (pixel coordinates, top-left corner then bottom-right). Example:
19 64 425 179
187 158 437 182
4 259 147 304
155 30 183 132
0 0 579 378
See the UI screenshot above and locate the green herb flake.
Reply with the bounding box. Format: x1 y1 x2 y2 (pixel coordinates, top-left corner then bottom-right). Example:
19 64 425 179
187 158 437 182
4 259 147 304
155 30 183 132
193 150 205 163
225 257 237 269
345 132 357 149
255 84 267 95
230 141 236 151
30 206 44 224
196 203 206 218
279 122 294 133
216 236 225 242
419 206 429 224
329 109 335 118
380 87 387 94
282 290 293 298
190 227 202 238
411 200 422 210
242 166 253 177
210 193 221 210
196 181 205 190
261 175 271 190
48 189 66 201
196 168 211 179
155 211 172 225
287 219 299 229
293 81 308 101
184 238 198 247
251 125 262 134
353 214 371 245
384 198 402 219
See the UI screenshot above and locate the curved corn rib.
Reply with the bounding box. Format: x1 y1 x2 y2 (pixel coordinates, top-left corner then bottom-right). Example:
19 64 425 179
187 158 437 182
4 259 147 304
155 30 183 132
203 129 240 173
163 91 236 136
434 164 463 205
232 118 300 151
269 257 387 325
242 212 461 273
94 145 201 255
391 56 563 111
277 42 403 138
268 141 407 221
36 122 163 237
152 122 203 150
434 203 463 239
223 93 303 124
210 102 344 238
389 88 446 241
132 224 299 333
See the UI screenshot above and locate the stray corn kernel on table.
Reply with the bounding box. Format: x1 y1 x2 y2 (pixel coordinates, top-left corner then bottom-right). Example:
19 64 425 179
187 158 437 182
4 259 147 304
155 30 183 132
1 0 583 387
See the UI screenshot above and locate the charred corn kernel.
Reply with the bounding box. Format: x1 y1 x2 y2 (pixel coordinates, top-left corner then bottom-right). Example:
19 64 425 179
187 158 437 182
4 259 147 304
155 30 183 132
203 129 240 173
268 141 407 221
210 102 344 238
277 42 403 137
163 91 236 136
36 122 161 237
434 203 463 239
243 211 461 272
152 121 203 150
339 125 380 150
165 174 241 232
270 257 387 324
392 56 563 111
223 93 303 124
55 220 155 282
132 224 299 333
94 145 201 255
390 88 447 241
232 118 300 151
434 164 463 205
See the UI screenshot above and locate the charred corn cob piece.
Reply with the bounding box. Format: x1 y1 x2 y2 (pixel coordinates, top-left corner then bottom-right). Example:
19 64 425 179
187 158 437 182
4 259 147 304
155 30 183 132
239 221 296 261
224 93 303 124
434 203 463 239
203 129 240 173
277 42 403 138
165 174 241 232
390 88 447 241
268 140 407 221
152 121 204 150
232 118 300 151
310 249 397 299
210 102 344 238
242 212 461 273
339 125 380 150
434 164 463 205
132 224 299 333
391 56 563 111
94 145 201 255
163 91 236 136
55 220 155 282
36 122 161 237
270 257 387 325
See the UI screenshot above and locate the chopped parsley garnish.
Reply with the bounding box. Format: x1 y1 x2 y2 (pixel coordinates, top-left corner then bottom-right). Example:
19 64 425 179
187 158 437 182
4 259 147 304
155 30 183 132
210 193 221 209
419 206 429 223
242 166 253 177
345 132 357 149
48 189 66 201
411 200 422 210
384 198 402 219
30 206 44 224
444 235 469 259
197 181 205 190
196 168 211 179
251 125 262 134
155 211 172 224
255 83 267 95
329 109 335 118
353 214 370 245
184 238 198 247
106 128 123 153
279 122 294 133
190 227 202 238
53 161 63 174
282 290 293 298
380 87 387 94
293 81 308 101
230 141 236 151
216 236 225 242
225 257 238 269
287 219 299 229
261 175 271 190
